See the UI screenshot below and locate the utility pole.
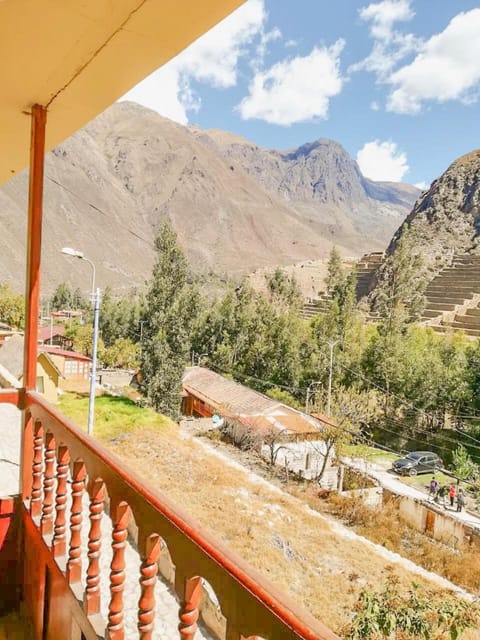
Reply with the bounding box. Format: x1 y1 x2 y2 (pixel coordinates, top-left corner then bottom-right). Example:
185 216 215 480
88 287 101 436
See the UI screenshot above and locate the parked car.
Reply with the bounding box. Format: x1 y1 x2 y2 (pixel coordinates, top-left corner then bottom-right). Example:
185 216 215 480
392 451 443 476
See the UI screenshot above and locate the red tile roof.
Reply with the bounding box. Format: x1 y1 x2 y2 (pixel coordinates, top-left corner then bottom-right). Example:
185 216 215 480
38 325 65 342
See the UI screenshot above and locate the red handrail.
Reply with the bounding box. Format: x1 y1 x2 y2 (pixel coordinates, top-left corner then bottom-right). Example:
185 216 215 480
25 390 338 640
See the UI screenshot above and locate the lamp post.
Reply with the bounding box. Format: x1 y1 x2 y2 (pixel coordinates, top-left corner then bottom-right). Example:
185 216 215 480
61 247 99 436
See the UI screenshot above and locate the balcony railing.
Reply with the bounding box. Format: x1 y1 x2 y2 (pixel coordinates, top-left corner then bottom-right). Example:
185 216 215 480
2 388 339 640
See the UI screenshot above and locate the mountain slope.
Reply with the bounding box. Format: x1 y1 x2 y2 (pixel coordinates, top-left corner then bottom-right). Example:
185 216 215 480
194 128 419 240
0 102 419 293
389 150 480 267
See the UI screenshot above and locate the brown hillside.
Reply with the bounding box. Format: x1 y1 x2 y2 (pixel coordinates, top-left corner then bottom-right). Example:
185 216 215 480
0 102 418 294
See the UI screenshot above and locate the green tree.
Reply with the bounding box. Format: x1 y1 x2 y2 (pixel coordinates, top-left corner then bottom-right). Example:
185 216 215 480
452 445 478 481
326 246 344 295
51 282 75 311
373 228 427 334
140 221 197 418
100 288 145 347
65 323 104 358
102 338 139 369
0 283 24 328
266 268 302 310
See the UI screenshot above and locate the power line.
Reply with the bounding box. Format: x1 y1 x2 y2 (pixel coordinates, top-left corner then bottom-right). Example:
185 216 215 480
46 175 153 248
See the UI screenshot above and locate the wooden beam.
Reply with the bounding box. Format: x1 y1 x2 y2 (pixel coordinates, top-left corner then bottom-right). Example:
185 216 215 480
23 104 47 389
21 105 47 502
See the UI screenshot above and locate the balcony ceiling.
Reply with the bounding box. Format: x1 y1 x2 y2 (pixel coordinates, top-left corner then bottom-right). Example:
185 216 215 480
0 0 245 186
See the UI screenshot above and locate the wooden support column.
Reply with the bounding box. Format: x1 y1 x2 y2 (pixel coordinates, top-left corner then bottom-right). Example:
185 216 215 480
23 104 47 390
21 104 47 502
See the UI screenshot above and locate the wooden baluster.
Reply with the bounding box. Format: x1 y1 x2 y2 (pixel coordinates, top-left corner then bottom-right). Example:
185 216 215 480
84 479 105 616
30 421 43 518
67 460 86 584
138 534 161 639
52 444 70 558
107 502 131 640
40 432 56 537
178 576 202 640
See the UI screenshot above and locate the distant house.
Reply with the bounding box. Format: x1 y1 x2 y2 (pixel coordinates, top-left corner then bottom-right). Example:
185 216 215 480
39 345 91 393
182 366 325 441
182 367 336 483
38 324 71 349
51 309 83 323
0 335 62 403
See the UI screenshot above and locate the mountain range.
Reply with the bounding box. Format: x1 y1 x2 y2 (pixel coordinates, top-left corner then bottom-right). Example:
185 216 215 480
0 102 420 293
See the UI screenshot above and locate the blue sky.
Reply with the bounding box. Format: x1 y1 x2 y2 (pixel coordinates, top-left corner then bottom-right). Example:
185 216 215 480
122 0 480 188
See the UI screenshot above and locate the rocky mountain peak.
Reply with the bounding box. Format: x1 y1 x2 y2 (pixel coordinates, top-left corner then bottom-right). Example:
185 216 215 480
389 149 480 266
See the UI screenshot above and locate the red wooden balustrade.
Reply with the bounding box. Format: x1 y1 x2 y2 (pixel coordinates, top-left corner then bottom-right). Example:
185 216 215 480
40 431 56 537
138 533 161 639
107 502 131 639
53 444 70 558
179 576 203 640
67 460 86 583
85 478 105 616
30 420 43 518
0 389 339 640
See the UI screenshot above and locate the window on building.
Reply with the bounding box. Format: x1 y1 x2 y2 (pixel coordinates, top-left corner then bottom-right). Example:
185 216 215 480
36 376 44 394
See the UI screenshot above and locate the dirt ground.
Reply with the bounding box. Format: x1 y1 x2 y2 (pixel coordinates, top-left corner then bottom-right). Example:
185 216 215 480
105 423 476 636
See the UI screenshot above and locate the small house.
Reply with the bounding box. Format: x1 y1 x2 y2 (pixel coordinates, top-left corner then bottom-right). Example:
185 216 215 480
39 345 91 392
182 367 335 481
0 335 62 403
38 324 71 349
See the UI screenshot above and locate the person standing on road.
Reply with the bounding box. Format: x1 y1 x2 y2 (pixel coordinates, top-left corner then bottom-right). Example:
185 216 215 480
449 484 456 508
437 484 447 507
456 488 465 513
429 476 439 501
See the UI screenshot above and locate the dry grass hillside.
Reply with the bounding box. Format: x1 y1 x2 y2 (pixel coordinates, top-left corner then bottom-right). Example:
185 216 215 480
58 394 478 637
113 428 478 636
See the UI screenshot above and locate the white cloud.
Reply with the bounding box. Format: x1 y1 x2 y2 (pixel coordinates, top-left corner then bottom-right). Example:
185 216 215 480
121 66 196 125
370 100 380 111
351 0 418 79
387 9 480 113
121 0 270 123
357 140 409 181
237 40 345 125
359 0 414 40
414 181 428 191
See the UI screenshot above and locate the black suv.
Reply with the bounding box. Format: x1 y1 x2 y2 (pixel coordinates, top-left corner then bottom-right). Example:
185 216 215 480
392 451 443 476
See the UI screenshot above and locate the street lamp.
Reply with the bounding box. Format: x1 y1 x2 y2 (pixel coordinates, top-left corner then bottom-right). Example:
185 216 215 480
61 247 96 300
60 247 100 436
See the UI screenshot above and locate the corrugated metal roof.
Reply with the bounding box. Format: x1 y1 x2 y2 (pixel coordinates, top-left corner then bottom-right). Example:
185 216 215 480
183 367 323 436
183 367 279 415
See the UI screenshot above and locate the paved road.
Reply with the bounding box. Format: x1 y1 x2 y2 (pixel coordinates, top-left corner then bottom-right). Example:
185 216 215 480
342 455 480 529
